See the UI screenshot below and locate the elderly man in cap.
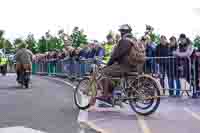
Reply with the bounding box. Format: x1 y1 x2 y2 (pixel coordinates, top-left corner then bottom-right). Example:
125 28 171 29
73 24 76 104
15 42 34 84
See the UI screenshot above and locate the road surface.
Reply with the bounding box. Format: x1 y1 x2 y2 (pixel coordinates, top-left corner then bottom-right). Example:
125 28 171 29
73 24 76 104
0 74 96 133
1 74 200 133
81 94 200 133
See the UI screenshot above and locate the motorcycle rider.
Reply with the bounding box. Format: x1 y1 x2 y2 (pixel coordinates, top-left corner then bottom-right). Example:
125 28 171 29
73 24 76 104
15 42 34 84
100 24 136 102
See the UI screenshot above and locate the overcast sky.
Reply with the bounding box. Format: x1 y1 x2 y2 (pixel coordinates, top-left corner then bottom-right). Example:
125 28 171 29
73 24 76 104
0 0 200 41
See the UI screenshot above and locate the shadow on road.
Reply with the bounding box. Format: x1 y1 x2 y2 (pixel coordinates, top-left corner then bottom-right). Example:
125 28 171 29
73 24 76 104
0 85 30 90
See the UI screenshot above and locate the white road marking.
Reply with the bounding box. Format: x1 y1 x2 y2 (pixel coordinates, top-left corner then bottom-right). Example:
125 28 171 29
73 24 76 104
44 76 76 89
0 126 47 133
136 115 152 133
184 107 200 121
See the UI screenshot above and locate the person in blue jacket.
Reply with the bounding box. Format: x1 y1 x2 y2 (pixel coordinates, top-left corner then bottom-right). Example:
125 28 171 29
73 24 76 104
144 35 157 73
87 43 97 59
79 45 90 59
95 42 105 57
94 42 105 65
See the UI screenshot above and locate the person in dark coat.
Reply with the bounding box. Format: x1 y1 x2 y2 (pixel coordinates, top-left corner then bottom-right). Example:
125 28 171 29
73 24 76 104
168 36 181 96
173 34 195 97
95 43 105 58
155 35 169 90
87 43 97 59
71 47 81 60
194 47 200 97
79 45 90 59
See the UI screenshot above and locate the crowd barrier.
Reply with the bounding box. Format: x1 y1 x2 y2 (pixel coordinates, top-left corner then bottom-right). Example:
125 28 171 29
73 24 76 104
144 56 193 96
31 56 200 97
1 63 16 73
32 58 92 79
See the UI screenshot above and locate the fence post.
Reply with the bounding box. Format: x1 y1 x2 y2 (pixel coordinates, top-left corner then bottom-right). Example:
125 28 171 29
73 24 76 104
32 62 36 74
47 60 51 76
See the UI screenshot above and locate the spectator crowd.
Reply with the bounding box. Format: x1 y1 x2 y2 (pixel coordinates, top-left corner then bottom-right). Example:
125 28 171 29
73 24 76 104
33 31 200 98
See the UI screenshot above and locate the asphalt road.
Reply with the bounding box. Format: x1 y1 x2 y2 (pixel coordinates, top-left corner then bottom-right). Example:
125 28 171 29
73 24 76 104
2 74 200 133
84 95 200 133
0 74 96 133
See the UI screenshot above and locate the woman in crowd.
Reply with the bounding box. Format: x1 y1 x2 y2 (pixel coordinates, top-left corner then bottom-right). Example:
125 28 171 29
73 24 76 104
71 47 81 60
168 36 181 96
144 35 157 74
173 34 195 96
156 35 169 93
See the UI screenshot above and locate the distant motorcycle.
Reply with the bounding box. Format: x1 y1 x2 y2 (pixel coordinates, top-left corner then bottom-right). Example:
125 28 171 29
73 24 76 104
18 69 31 88
17 64 31 89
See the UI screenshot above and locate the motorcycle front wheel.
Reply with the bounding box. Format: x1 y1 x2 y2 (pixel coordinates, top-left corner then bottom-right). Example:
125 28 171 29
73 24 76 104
74 77 97 110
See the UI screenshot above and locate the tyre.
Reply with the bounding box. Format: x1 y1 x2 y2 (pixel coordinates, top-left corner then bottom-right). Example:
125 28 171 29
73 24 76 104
129 75 161 116
24 72 30 89
2 71 6 76
74 77 97 110
24 82 29 88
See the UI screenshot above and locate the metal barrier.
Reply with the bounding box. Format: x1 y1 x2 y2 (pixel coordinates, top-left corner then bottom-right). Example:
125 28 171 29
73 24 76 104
7 63 16 73
32 56 199 97
33 58 92 79
192 55 200 95
144 56 193 96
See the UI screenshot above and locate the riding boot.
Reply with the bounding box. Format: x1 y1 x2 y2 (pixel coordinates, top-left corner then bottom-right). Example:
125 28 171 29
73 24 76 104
16 71 20 81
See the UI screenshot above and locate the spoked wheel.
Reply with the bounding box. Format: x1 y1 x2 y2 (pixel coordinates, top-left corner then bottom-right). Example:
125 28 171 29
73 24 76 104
74 77 97 110
17 72 24 88
129 75 161 116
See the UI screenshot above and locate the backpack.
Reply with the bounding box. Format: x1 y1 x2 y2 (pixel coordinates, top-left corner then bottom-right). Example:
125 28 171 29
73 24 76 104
125 37 146 66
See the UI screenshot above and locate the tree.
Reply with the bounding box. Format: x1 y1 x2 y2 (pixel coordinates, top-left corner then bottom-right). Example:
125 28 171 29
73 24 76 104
4 40 13 49
150 33 160 44
0 30 13 53
144 25 160 44
47 36 59 51
70 27 88 48
45 30 51 39
193 35 200 49
25 33 38 53
37 36 47 53
44 30 62 51
58 29 65 39
0 30 5 39
55 36 64 50
13 38 23 48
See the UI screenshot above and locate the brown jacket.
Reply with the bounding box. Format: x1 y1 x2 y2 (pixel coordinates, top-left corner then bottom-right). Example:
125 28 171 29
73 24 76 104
107 34 132 67
15 48 33 64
